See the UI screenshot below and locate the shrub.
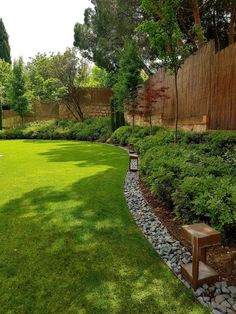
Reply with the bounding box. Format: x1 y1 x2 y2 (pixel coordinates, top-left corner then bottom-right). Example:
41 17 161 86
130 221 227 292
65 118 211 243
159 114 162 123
172 176 236 235
140 145 188 205
202 131 236 156
135 131 173 155
180 131 208 144
0 128 24 139
0 117 112 142
139 138 236 239
111 125 164 146
110 126 133 145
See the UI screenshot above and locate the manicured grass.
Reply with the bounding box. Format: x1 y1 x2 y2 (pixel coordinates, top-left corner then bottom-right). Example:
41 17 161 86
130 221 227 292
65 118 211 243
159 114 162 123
0 140 209 313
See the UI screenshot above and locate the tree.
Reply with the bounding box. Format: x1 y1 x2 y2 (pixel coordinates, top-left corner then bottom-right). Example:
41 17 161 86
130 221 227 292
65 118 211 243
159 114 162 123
0 59 12 129
190 0 204 48
139 0 190 143
10 58 30 126
74 0 157 75
136 80 167 133
26 53 67 103
112 40 143 129
81 66 109 88
27 49 89 121
228 2 236 45
0 19 11 64
0 85 5 130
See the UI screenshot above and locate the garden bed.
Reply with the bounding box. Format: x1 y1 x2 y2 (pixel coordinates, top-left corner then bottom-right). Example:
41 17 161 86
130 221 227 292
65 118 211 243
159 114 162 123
139 177 236 287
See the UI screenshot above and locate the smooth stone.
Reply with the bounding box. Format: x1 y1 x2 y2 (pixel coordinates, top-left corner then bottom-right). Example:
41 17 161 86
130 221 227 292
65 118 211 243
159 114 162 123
221 300 231 308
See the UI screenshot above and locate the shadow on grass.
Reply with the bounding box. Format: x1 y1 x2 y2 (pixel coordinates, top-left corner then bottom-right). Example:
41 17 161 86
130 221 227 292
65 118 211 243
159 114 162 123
24 140 126 169
0 142 208 314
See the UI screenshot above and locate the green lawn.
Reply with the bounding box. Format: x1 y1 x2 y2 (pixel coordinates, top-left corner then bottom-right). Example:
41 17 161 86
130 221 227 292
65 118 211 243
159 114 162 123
0 140 209 314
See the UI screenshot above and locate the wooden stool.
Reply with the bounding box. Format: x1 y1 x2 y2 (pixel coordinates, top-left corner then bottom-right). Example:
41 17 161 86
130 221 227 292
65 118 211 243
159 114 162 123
129 154 139 172
181 223 221 290
128 143 135 154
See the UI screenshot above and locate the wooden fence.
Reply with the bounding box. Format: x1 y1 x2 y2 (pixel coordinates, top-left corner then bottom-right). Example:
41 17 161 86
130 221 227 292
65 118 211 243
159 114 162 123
127 41 236 131
3 88 112 128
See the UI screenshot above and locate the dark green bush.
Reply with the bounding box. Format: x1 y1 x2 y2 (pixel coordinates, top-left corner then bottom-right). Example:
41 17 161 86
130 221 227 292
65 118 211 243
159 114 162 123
139 133 236 240
110 125 163 146
202 131 236 156
110 126 133 145
0 117 112 142
140 145 189 205
180 131 208 144
172 176 236 234
135 131 174 155
0 128 24 139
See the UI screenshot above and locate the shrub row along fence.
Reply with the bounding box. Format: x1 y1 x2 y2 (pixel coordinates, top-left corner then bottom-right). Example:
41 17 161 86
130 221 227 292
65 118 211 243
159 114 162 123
3 88 112 128
126 41 236 131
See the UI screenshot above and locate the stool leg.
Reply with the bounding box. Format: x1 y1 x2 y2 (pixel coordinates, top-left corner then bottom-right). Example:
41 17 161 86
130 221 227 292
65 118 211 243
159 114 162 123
192 237 199 290
199 247 207 264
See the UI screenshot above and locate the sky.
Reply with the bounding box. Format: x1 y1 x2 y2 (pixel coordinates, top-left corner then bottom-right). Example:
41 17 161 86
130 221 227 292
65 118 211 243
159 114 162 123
1 0 92 62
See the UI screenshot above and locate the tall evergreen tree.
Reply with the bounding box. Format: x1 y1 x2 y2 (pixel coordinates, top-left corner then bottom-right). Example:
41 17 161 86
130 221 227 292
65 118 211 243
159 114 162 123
0 19 11 64
10 58 29 126
112 40 143 129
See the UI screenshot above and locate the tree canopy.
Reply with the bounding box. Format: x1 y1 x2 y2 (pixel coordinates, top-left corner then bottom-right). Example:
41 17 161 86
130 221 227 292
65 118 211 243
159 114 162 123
9 58 30 125
73 0 156 75
81 66 109 88
74 0 235 75
0 19 11 64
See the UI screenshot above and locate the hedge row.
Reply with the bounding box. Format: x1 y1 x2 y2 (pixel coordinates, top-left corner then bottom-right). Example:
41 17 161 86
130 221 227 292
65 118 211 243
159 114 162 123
0 118 112 142
111 126 236 241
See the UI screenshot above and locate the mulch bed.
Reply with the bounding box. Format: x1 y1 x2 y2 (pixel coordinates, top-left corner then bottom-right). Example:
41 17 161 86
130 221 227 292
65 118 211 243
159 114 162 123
139 177 236 286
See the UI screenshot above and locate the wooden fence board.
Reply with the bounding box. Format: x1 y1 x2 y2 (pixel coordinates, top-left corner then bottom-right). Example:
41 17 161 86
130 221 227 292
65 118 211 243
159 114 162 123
130 41 236 131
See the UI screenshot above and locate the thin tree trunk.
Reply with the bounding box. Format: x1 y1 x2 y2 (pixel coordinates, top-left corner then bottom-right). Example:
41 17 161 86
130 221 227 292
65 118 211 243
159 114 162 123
70 94 84 121
228 4 236 45
213 10 220 51
191 0 204 48
132 112 135 131
110 99 116 131
149 114 152 135
0 105 2 130
65 102 80 121
174 69 179 144
21 115 24 128
179 16 196 50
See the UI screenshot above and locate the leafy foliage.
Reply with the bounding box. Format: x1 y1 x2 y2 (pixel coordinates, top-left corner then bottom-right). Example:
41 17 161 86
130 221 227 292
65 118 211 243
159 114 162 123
139 0 190 142
27 49 90 121
74 0 156 74
112 40 143 129
0 59 12 129
81 66 109 88
0 19 11 64
136 80 168 132
0 117 112 142
9 58 30 125
110 125 236 240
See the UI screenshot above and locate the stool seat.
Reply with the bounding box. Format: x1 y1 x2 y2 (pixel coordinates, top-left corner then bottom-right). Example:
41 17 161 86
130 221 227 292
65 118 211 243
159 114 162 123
182 223 221 247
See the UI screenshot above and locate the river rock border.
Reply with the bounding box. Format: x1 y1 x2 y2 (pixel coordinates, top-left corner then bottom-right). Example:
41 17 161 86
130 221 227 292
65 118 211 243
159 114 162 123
124 170 236 314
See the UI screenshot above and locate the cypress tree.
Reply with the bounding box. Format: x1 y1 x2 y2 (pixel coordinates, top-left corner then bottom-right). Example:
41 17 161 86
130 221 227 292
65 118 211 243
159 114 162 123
0 18 11 64
10 58 29 126
0 19 11 129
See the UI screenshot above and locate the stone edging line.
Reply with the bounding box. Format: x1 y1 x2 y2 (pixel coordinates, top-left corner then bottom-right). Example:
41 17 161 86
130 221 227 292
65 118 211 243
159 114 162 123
124 168 236 314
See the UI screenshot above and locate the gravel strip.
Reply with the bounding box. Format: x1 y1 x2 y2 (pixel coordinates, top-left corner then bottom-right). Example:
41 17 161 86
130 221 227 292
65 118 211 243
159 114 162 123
124 170 236 314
